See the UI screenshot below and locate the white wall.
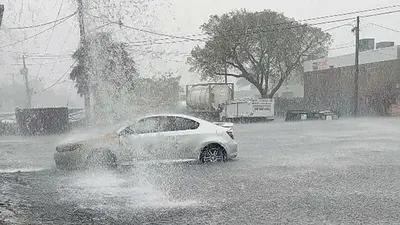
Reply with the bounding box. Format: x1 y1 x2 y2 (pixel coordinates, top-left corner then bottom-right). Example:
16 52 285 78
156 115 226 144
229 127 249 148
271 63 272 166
304 45 400 72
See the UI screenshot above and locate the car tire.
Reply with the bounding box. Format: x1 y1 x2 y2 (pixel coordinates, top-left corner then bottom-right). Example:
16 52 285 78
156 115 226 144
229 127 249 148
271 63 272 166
200 144 227 163
85 149 117 170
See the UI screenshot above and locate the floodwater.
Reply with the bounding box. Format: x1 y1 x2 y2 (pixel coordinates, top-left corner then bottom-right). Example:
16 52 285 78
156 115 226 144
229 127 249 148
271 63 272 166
1 118 400 224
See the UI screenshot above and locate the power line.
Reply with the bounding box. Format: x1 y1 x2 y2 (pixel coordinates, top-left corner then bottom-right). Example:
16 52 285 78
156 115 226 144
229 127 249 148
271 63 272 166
131 37 354 57
0 58 72 66
0 12 76 49
129 20 353 47
85 12 204 42
367 22 400 33
42 59 78 92
323 23 354 31
127 9 400 47
126 5 400 45
361 8 400 18
0 49 73 56
5 11 76 30
296 4 400 23
127 18 356 47
35 0 66 81
38 22 109 92
120 23 204 41
80 4 400 48
87 22 113 33
43 20 115 82
23 54 73 59
40 24 77 87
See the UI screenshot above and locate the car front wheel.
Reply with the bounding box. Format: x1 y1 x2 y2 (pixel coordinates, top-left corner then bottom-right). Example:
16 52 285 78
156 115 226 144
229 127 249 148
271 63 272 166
85 149 117 170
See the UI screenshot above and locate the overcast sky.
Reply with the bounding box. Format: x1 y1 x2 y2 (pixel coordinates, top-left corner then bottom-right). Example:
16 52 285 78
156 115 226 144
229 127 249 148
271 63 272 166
0 0 399 104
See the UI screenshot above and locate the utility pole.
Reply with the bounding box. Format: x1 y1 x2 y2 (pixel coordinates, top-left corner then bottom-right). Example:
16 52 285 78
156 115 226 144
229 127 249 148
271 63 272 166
0 5 4 28
353 16 360 117
224 57 228 84
77 0 91 123
20 55 31 108
224 64 228 84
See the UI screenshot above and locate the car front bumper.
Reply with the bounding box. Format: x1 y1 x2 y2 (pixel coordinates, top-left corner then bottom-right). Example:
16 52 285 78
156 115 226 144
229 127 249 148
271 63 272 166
225 141 238 159
54 149 89 170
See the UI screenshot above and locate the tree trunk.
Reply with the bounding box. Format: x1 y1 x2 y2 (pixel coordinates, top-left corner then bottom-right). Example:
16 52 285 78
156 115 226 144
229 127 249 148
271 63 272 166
259 89 268 98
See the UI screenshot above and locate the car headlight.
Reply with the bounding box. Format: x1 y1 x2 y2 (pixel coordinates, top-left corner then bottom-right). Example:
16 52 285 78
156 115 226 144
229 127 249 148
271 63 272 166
56 143 84 153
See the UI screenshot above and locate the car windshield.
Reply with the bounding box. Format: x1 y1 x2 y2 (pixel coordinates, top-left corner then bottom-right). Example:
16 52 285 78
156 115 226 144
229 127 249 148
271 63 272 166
1 1 400 224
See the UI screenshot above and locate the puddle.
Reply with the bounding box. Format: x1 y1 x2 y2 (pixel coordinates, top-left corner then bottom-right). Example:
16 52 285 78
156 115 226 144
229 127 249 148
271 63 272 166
59 170 200 211
0 167 46 173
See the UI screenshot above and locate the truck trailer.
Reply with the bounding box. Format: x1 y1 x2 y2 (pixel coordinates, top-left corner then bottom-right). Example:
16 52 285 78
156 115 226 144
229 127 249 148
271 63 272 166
186 83 275 122
186 83 234 121
221 98 275 122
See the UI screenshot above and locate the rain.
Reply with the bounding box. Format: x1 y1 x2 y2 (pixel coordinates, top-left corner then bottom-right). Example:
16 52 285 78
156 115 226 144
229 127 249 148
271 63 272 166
1 0 400 224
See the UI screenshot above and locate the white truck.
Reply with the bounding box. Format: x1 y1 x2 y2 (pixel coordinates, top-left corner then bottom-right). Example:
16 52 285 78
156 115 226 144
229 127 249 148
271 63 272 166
220 98 275 122
186 83 274 122
186 83 234 120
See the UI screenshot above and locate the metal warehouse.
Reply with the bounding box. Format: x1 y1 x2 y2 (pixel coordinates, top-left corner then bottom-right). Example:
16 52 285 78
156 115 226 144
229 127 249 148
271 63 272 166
303 42 400 116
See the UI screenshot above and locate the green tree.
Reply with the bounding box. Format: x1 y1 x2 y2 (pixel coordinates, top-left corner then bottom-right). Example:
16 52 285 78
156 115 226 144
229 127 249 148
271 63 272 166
133 74 182 110
188 9 331 98
69 32 137 97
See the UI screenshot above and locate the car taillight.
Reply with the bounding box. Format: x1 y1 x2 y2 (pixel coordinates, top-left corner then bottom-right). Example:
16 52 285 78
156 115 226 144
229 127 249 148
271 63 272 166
226 130 234 139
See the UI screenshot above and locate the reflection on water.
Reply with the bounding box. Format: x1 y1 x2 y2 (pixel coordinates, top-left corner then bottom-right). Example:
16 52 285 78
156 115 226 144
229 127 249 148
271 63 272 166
57 166 200 211
0 167 46 173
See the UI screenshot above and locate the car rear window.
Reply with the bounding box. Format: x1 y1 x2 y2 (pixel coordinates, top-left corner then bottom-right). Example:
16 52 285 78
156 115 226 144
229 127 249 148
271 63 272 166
161 116 199 131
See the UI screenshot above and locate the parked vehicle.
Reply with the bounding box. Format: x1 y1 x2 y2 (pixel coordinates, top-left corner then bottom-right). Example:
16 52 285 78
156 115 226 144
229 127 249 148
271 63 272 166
221 98 275 122
186 83 234 120
185 83 275 122
54 114 238 170
285 109 339 122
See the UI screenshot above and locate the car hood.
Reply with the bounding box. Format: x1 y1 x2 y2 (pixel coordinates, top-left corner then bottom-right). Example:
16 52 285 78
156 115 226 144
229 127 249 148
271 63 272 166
58 121 133 145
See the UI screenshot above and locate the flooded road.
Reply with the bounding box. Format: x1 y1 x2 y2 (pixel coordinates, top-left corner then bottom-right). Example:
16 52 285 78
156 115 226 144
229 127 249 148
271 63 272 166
1 118 400 224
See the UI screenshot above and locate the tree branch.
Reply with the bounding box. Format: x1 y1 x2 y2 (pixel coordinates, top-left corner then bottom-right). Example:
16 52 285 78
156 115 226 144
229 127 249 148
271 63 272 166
226 61 241 71
284 37 320 83
248 53 258 68
214 72 242 78
268 62 287 97
269 76 286 98
248 53 260 83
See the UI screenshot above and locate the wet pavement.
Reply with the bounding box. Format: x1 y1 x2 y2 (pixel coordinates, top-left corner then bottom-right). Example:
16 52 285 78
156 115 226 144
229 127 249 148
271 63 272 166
1 118 400 224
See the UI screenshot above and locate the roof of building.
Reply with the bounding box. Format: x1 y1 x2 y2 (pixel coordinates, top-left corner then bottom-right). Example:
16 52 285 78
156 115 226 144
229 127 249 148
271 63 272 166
304 45 400 73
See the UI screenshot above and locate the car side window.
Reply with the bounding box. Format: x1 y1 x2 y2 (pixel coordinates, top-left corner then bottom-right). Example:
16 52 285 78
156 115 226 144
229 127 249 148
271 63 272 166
158 116 175 132
168 116 199 131
130 116 199 133
133 117 160 134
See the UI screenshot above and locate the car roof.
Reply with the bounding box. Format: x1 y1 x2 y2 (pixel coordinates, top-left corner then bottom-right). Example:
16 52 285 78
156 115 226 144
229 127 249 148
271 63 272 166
140 113 207 123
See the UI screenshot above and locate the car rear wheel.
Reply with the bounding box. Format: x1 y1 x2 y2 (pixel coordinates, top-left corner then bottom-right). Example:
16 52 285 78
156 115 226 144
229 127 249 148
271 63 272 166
200 144 227 163
85 149 117 170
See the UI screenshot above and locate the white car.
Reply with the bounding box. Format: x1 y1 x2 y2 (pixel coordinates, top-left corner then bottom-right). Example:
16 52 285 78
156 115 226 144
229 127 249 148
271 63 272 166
54 114 238 169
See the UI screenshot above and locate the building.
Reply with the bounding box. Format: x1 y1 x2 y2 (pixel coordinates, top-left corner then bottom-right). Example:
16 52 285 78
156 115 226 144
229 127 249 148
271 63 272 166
303 43 400 116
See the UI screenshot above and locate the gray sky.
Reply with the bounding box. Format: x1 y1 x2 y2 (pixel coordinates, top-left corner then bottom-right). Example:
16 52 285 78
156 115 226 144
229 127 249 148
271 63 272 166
1 0 400 104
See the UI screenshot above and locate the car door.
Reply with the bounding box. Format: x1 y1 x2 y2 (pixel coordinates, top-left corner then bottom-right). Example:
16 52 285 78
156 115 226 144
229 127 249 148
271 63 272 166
142 116 175 159
158 116 201 159
119 116 162 162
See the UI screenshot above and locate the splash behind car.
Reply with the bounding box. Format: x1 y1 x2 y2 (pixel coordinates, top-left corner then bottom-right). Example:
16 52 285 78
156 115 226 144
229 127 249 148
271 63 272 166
54 114 238 169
